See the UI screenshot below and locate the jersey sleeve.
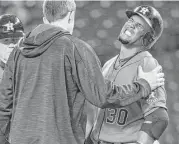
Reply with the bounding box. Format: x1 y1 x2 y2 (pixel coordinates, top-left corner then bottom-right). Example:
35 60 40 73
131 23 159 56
141 56 158 72
141 56 167 115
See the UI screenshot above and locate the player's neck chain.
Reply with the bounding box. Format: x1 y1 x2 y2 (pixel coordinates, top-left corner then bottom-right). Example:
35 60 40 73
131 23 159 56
113 51 143 70
111 51 143 83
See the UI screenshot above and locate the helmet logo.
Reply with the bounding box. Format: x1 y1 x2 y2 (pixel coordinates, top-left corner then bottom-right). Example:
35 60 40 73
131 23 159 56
3 21 14 32
139 7 149 15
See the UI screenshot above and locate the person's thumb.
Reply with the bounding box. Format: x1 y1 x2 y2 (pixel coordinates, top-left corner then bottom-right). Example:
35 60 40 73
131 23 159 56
137 65 144 76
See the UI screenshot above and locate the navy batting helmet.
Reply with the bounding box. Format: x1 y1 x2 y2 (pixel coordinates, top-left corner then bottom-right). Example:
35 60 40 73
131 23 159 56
126 5 163 47
0 14 24 39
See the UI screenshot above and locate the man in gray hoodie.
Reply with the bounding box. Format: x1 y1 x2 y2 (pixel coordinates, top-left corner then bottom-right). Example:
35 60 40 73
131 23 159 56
0 0 164 144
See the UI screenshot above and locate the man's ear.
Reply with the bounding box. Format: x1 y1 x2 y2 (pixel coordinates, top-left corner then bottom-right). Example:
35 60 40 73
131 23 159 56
43 17 49 24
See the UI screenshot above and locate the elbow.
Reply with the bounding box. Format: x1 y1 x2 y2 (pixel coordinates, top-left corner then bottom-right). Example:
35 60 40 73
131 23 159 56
97 100 108 109
100 99 123 108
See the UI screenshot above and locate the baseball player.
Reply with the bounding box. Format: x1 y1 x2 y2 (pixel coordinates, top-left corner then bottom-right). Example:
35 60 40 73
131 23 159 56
0 14 24 81
87 5 169 144
0 14 24 143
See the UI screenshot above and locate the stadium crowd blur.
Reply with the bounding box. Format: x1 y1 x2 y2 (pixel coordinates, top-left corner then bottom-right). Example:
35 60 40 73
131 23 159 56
0 1 179 144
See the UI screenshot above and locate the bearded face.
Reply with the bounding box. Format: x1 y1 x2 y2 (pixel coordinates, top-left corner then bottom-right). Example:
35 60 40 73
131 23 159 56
118 15 151 46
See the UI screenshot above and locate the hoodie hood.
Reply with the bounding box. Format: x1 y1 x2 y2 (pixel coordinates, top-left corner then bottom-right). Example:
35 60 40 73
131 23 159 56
20 24 70 58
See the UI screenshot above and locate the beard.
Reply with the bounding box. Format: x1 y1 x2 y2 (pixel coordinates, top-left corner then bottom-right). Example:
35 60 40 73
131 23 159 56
118 35 130 45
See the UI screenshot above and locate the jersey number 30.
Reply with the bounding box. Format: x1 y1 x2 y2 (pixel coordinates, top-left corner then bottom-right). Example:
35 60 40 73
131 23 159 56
105 108 128 125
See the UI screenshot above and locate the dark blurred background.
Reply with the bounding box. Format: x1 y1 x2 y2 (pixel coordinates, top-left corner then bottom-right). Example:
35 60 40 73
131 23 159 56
0 1 178 144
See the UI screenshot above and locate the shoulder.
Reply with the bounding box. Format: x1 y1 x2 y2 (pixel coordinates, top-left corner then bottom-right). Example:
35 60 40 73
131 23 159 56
140 51 159 72
102 55 118 71
56 35 74 49
70 36 96 55
69 36 101 65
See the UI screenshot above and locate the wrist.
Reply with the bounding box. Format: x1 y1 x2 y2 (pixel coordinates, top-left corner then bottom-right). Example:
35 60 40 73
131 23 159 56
136 78 151 97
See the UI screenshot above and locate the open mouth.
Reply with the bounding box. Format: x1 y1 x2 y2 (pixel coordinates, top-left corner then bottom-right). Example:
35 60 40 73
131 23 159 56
124 29 132 37
124 27 135 37
123 24 136 36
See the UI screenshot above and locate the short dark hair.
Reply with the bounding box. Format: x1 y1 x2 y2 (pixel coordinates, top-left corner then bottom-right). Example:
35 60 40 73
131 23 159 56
43 0 76 22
